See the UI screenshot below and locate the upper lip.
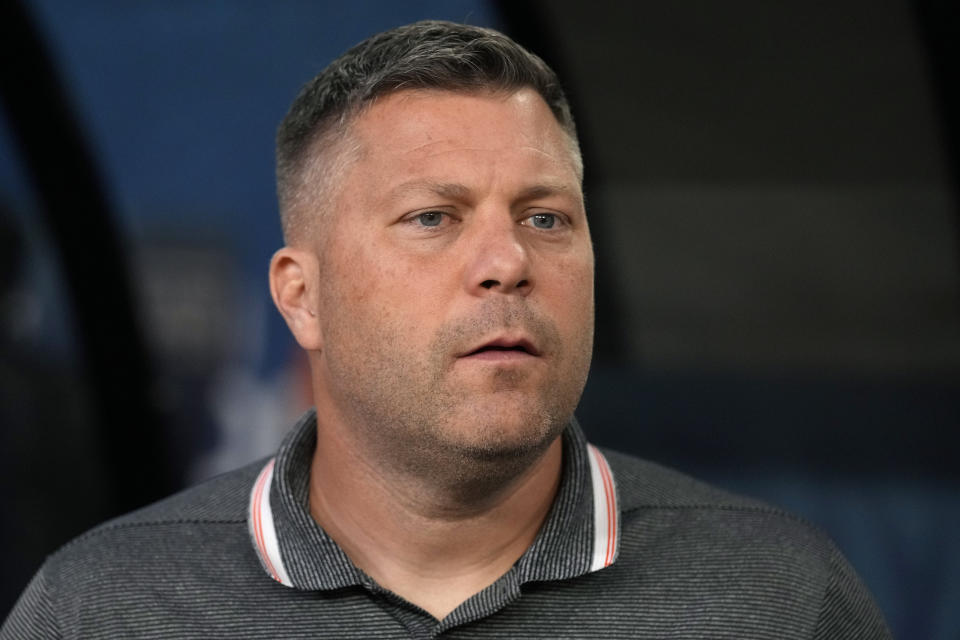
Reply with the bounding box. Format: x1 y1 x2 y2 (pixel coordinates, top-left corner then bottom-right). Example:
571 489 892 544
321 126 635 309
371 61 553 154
460 335 541 357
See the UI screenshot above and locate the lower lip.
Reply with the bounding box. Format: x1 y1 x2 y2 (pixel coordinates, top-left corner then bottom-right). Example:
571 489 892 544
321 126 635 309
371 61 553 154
460 350 538 362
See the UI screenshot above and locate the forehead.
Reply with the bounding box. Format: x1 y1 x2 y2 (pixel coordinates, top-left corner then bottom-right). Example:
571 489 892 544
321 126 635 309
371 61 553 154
345 88 579 177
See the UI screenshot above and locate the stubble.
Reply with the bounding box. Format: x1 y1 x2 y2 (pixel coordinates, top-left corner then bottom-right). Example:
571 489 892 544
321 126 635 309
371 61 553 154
322 298 593 500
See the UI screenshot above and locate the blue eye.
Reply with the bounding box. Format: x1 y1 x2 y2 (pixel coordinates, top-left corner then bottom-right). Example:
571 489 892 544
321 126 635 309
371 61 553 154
415 211 445 227
529 213 557 229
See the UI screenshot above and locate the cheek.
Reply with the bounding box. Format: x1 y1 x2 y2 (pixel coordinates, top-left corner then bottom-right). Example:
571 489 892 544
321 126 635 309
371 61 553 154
329 243 446 330
545 259 595 366
327 237 391 302
545 253 594 319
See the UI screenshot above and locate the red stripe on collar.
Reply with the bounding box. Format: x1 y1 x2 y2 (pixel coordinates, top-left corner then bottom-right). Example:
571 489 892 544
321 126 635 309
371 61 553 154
248 459 293 586
587 444 620 572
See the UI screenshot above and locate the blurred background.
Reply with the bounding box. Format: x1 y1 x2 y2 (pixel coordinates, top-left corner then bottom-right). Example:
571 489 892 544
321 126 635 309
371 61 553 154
1 1 957 637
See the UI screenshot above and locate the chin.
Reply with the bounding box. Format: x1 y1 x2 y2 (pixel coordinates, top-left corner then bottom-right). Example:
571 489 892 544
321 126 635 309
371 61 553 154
440 404 566 461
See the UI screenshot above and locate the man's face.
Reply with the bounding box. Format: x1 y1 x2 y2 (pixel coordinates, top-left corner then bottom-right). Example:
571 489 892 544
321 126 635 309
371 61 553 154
307 88 594 476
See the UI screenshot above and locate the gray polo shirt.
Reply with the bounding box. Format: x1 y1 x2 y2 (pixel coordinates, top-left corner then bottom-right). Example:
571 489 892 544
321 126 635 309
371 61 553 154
3 411 890 639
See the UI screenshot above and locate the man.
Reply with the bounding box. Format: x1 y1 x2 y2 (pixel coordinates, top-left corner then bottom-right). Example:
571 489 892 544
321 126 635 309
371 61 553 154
3 20 890 639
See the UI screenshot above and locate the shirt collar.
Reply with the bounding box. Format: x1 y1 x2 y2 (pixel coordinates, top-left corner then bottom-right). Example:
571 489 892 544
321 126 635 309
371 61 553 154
247 409 619 590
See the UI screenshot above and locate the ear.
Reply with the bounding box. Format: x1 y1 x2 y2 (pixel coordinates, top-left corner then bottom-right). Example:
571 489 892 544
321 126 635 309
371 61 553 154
269 247 323 351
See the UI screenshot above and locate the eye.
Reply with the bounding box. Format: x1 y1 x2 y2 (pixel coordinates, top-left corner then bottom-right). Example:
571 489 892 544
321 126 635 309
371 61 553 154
413 211 446 227
524 213 561 230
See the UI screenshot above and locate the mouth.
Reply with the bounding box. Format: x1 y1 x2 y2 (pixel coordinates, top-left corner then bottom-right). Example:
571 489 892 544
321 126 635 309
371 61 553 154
459 337 541 359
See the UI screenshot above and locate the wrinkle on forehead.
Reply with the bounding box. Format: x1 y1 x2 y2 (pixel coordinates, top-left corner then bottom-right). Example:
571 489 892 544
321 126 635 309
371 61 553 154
385 139 580 190
403 143 569 166
399 142 582 185
354 88 581 175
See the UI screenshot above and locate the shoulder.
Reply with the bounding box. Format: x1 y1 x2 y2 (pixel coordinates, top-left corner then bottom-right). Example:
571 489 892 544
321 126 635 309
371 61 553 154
46 458 266 567
14 461 271 632
46 456 263 561
3 460 272 638
603 447 833 564
109 457 265 526
39 459 258 550
596 448 891 638
604 447 778 511
604 447 818 533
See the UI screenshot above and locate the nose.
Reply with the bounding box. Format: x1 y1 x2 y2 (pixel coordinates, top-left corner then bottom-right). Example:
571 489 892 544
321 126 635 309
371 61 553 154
464 215 532 297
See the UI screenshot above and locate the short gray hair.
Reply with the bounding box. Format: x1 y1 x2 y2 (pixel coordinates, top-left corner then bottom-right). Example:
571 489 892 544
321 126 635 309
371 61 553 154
275 20 581 242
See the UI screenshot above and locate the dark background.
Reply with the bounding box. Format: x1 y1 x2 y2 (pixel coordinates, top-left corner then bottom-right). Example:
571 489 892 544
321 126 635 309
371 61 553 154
1 1 958 638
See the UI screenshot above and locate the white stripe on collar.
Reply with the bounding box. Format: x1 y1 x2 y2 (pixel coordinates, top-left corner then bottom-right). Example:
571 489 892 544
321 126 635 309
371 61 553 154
586 444 620 572
248 458 293 587
248 443 620 585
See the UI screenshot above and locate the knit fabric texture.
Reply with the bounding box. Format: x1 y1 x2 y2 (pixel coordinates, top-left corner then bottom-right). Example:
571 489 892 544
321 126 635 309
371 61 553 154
2 411 891 639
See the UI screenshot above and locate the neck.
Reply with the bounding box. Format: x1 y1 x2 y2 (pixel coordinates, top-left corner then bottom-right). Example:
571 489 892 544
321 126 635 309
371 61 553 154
308 416 564 620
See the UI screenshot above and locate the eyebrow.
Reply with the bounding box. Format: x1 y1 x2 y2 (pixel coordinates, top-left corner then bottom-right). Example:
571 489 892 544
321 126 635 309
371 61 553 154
393 181 471 200
514 184 580 202
388 180 580 203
